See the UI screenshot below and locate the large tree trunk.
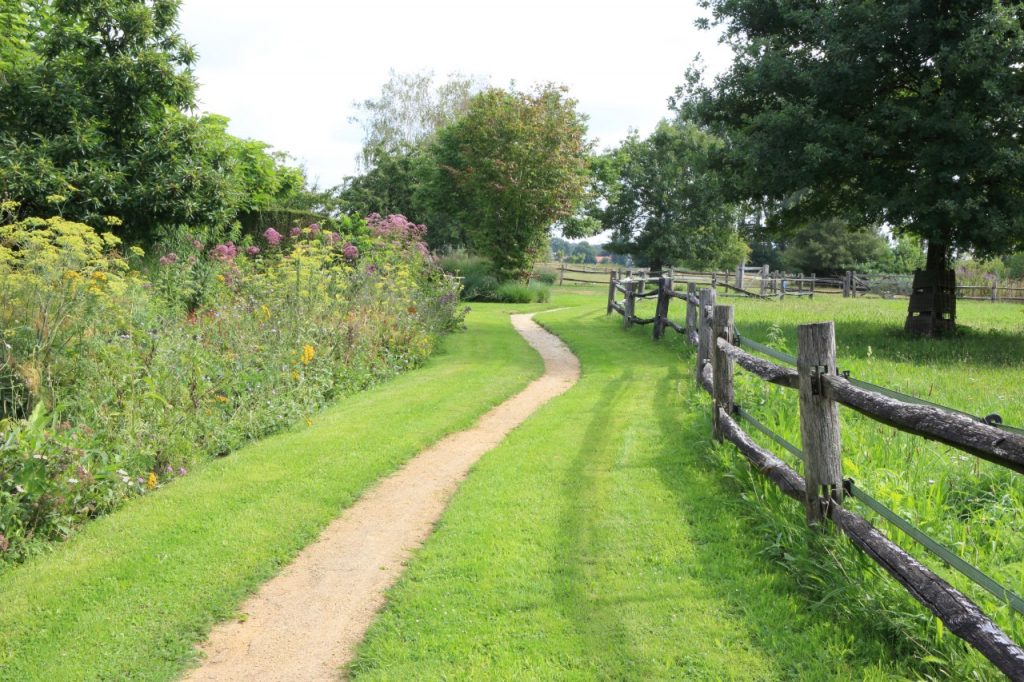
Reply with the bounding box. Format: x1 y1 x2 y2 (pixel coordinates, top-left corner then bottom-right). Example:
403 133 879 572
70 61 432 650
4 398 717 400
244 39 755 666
904 241 956 336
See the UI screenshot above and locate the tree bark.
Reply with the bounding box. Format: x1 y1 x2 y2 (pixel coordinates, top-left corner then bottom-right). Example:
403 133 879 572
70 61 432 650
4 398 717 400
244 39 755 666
904 240 956 336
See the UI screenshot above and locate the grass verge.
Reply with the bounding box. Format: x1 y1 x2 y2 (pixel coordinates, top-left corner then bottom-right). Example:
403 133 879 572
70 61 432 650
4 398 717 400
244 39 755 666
0 298 584 680
350 299 936 680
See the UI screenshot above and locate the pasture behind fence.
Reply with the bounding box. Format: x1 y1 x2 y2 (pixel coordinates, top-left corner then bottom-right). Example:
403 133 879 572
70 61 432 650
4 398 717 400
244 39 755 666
607 272 1024 678
550 261 1024 305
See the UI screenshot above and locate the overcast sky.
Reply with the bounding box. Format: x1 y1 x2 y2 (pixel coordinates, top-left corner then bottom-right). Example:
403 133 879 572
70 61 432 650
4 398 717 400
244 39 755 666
177 0 732 190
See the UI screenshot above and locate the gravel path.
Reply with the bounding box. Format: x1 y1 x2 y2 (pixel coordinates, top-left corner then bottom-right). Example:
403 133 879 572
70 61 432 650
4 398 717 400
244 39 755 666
183 313 579 681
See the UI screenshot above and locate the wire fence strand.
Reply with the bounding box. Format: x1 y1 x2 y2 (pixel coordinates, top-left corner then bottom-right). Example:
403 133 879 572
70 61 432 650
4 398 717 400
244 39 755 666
733 407 1024 617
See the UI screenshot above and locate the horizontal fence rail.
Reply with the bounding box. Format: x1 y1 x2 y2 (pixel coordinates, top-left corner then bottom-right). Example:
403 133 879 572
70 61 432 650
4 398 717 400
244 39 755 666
606 273 1024 677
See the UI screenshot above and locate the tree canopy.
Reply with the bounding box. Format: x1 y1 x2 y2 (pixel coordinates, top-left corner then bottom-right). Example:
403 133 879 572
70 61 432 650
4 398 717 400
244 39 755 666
594 119 747 271
682 0 1024 331
428 85 594 277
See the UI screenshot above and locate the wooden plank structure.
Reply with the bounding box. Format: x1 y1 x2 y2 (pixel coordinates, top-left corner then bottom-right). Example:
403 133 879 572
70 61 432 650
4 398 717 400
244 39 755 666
905 268 957 336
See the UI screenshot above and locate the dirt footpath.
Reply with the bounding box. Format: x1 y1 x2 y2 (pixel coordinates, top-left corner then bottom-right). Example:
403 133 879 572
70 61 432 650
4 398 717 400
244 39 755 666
184 313 580 682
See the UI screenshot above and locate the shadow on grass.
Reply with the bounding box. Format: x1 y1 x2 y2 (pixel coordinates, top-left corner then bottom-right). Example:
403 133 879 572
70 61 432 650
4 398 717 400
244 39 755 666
648 363 920 678
735 317 1024 368
550 364 648 677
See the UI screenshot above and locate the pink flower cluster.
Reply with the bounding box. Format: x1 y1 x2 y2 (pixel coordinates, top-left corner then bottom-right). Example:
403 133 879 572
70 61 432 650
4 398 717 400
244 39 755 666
342 243 359 261
210 242 238 261
159 252 178 266
366 213 427 242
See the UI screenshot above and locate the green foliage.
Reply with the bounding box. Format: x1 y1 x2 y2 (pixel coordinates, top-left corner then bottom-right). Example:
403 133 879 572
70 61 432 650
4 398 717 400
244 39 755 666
683 1 1024 260
493 281 534 303
595 119 748 271
0 2 331 244
530 265 558 285
0 214 463 562
429 85 594 279
779 219 891 275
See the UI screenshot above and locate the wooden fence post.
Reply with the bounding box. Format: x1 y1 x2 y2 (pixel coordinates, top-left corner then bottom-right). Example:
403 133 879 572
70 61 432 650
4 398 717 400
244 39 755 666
991 282 998 303
842 271 851 298
797 322 844 524
653 276 671 340
712 304 735 441
606 270 617 315
810 273 816 298
735 263 744 289
558 258 565 286
697 287 717 383
623 279 636 329
760 265 769 297
685 282 697 339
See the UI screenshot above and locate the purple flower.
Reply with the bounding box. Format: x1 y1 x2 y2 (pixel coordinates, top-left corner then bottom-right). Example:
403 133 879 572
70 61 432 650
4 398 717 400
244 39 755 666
342 243 359 261
263 228 283 246
365 263 377 275
246 246 261 257
192 239 204 251
178 467 188 476
326 232 341 244
290 226 302 238
210 242 237 261
159 252 178 266
0 533 8 553
165 465 174 474
308 223 321 234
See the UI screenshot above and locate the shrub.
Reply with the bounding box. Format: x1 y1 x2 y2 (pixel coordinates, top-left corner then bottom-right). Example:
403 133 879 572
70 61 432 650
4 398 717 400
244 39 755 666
528 282 551 302
493 281 533 303
531 266 558 285
438 251 499 301
0 212 464 564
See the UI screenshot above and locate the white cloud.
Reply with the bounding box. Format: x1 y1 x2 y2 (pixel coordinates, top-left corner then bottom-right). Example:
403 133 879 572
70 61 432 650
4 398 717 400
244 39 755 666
178 0 731 187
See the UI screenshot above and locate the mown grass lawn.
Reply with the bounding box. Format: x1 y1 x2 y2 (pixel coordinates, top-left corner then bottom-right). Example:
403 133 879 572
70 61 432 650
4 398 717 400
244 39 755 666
350 297 952 680
0 297 587 681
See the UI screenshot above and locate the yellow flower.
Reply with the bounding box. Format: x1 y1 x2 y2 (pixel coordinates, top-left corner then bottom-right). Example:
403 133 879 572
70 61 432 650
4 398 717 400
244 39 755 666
300 344 315 365
146 472 157 490
305 418 313 427
63 270 82 281
91 271 107 281
291 370 300 381
129 245 145 257
215 394 228 403
259 304 271 320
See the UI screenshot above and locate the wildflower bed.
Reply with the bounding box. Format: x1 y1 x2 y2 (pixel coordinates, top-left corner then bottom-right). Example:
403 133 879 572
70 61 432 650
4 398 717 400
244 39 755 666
0 212 461 563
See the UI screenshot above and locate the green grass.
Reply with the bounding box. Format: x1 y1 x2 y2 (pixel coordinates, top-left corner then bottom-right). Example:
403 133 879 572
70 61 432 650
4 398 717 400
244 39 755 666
5 286 1020 680
349 299 945 680
0 297 598 680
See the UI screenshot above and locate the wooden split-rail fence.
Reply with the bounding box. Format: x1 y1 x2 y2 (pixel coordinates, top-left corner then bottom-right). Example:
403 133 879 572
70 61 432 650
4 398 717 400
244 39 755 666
608 272 1024 678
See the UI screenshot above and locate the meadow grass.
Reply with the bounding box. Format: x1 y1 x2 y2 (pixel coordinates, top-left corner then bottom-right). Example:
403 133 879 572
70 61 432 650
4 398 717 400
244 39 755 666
0 297 595 680
350 297 971 680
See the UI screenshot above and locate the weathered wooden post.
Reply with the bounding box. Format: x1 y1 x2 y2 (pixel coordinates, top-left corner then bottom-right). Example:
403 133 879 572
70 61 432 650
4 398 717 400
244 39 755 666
712 304 735 441
697 287 717 384
735 263 744 290
759 264 769 297
842 271 851 298
797 322 844 525
810 273 816 298
991 282 998 303
798 273 804 295
558 257 565 286
685 282 697 340
606 270 617 315
623 279 636 329
653 275 671 340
